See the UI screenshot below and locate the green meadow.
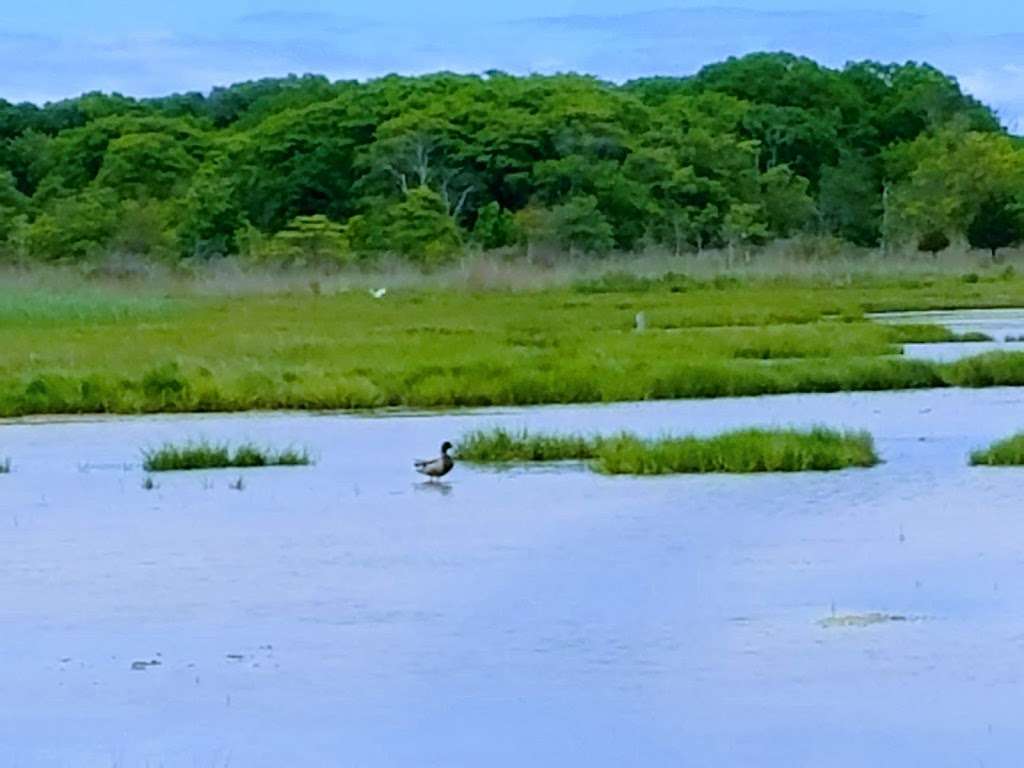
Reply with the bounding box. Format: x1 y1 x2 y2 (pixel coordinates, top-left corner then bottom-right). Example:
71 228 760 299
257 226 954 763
3 267 1024 417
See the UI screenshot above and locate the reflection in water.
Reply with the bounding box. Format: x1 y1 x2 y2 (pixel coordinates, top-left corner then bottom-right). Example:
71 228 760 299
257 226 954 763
414 481 453 496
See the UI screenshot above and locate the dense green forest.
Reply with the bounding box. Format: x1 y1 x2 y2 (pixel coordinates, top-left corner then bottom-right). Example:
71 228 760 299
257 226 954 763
0 52 1022 266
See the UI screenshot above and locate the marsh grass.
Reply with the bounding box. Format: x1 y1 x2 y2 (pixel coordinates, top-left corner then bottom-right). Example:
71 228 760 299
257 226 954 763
8 347 1024 416
941 352 1024 388
969 434 1024 466
458 427 878 475
4 265 1024 418
593 428 878 475
142 441 311 472
958 332 996 342
883 324 994 344
0 288 176 327
457 428 599 462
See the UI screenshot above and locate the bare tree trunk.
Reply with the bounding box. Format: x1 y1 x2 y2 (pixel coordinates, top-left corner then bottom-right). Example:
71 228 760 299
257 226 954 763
387 166 409 195
880 181 891 256
413 140 431 187
452 186 473 218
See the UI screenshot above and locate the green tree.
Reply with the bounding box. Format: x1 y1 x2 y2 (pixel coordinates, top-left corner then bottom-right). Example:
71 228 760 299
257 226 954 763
967 198 1024 259
109 199 175 257
723 203 770 263
472 202 521 249
245 215 351 267
742 104 839 185
819 152 883 246
0 60 1016 265
348 187 462 265
917 230 951 257
229 100 372 232
623 148 722 254
26 189 119 260
177 157 248 258
95 133 198 199
358 113 477 220
0 170 28 241
886 130 1024 244
518 195 615 256
758 165 815 237
32 116 206 202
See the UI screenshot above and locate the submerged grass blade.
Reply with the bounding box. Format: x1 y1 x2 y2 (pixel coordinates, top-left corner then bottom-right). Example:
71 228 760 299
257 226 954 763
818 613 908 628
142 441 311 472
457 427 878 475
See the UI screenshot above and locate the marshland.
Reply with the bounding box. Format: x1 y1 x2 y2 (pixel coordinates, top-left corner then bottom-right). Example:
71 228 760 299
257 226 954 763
4 256 1024 417
7 255 1024 768
4 47 1024 767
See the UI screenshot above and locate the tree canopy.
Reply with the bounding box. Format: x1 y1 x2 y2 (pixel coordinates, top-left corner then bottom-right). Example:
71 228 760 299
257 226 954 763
0 53 1017 265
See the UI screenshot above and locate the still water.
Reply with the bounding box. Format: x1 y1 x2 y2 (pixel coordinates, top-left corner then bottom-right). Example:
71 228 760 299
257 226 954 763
874 307 1024 361
3 385 1024 766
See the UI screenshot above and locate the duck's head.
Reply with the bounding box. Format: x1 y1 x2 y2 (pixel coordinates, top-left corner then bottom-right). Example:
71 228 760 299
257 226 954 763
441 441 453 453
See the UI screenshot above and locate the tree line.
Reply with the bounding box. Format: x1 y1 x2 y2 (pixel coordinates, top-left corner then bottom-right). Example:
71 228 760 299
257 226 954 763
0 52 1022 267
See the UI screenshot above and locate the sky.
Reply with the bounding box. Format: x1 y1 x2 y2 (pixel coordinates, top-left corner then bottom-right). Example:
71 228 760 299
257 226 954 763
1 1 1022 131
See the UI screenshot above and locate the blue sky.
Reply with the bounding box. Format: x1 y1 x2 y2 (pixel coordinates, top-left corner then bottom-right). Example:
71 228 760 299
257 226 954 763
1 1 1022 130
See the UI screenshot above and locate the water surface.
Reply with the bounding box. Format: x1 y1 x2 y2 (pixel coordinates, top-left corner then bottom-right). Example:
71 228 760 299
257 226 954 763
4 389 1024 766
873 307 1024 361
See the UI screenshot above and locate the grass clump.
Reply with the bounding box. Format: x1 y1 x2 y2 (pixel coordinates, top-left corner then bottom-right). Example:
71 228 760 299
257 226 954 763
458 427 878 475
970 434 1024 466
142 440 311 472
457 428 597 462
593 428 878 475
884 324 993 344
958 331 995 342
942 352 1024 388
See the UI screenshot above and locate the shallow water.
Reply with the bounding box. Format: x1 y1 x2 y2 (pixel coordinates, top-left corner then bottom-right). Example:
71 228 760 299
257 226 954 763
4 389 1024 766
873 307 1024 362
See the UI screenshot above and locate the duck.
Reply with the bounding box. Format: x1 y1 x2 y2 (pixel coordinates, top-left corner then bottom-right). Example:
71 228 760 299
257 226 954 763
415 441 454 481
